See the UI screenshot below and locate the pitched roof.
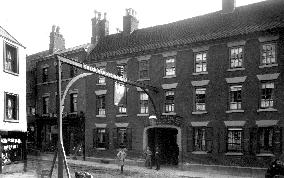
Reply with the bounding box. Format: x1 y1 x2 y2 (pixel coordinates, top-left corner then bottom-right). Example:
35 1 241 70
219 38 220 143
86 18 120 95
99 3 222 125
88 0 284 60
0 26 24 47
27 43 91 61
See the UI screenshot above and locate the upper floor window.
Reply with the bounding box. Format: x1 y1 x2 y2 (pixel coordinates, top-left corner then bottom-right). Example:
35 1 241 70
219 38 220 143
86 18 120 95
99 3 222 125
260 82 274 109
42 67 48 82
195 88 206 111
261 43 276 65
42 96 49 114
139 60 149 79
96 95 106 116
117 64 127 78
229 85 242 110
230 46 243 69
70 93 78 113
139 92 149 114
195 52 207 73
165 90 175 113
97 67 106 85
165 57 175 76
70 66 78 78
4 43 18 74
227 128 243 152
4 92 19 121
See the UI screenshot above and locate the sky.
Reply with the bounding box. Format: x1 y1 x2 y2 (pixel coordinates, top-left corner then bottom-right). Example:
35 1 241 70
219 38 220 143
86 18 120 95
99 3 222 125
1 0 265 55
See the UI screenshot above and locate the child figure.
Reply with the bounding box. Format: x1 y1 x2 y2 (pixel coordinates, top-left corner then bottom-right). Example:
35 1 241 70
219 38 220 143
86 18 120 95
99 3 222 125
117 144 127 174
144 146 152 169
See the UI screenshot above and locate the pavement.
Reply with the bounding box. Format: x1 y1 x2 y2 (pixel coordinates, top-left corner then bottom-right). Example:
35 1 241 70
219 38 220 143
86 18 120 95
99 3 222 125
0 153 268 178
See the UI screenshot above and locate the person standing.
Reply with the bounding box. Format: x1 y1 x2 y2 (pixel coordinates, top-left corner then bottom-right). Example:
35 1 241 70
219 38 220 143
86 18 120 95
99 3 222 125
117 145 127 174
144 146 152 169
155 146 160 170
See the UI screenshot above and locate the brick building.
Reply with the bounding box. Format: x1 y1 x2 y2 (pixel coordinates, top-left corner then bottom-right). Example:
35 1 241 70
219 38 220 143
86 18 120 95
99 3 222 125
85 0 284 166
26 26 90 154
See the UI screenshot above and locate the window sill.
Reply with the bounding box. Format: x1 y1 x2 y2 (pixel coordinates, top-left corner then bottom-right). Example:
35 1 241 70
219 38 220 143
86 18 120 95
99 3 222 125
257 108 278 112
96 83 106 86
162 112 176 116
3 69 19 76
96 115 106 118
137 113 149 117
192 111 208 115
192 151 208 155
192 72 208 76
227 68 245 72
116 114 128 117
259 64 278 68
137 78 150 81
225 152 243 156
226 110 244 113
42 114 50 117
256 153 275 157
4 119 19 123
163 75 176 79
96 148 106 151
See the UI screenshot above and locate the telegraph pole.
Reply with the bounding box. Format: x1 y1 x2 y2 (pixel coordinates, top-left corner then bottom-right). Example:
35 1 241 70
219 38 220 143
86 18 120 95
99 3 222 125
57 59 64 178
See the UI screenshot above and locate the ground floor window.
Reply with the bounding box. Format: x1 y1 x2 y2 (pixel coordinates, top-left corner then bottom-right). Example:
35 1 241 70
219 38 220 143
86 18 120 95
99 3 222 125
227 128 243 152
93 128 109 149
113 127 132 149
193 127 206 151
258 127 273 153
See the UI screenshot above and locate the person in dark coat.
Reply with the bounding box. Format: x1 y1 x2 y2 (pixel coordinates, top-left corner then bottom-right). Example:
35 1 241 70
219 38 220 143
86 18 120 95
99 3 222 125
144 146 152 169
155 146 160 170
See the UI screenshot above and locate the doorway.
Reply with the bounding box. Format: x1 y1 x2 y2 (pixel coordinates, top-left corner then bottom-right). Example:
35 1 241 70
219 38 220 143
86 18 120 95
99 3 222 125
147 127 179 165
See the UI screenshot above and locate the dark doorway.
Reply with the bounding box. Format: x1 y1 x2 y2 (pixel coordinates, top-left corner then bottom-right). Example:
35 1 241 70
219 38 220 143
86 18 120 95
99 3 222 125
147 127 179 165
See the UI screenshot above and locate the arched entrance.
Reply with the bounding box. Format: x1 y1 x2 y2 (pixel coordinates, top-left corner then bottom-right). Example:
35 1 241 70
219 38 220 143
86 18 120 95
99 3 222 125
143 125 181 165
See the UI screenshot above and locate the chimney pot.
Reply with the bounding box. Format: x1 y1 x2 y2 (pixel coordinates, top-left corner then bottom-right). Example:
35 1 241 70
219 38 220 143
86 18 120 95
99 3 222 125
222 0 236 13
98 12 101 20
52 25 56 32
104 12 107 20
56 26 60 33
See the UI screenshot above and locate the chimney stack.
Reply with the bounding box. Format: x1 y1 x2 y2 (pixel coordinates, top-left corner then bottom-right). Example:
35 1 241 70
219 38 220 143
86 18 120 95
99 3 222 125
91 10 109 45
123 8 139 34
49 25 65 54
222 0 236 13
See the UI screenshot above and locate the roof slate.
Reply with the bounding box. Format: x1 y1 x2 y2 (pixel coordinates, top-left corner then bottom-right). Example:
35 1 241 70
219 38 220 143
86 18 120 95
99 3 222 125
88 0 284 60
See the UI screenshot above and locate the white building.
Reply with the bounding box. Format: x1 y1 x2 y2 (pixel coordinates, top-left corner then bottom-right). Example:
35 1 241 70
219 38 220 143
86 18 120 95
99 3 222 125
0 26 26 169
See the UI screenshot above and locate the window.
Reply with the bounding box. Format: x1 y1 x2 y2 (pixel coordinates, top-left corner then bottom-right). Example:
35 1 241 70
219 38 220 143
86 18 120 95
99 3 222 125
193 127 206 151
70 93 78 113
258 127 273 153
70 66 77 78
139 60 149 79
230 47 243 68
195 52 207 73
96 128 107 149
4 43 18 74
117 128 127 146
4 92 19 121
261 44 276 65
261 82 274 109
165 57 175 76
97 67 106 84
139 92 148 114
96 95 106 115
165 90 175 113
42 96 49 114
117 64 127 78
42 67 48 82
195 88 206 111
227 128 243 152
229 85 242 110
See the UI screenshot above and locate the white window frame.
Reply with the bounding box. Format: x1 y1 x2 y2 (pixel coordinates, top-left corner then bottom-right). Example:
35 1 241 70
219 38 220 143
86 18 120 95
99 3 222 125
4 92 19 122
